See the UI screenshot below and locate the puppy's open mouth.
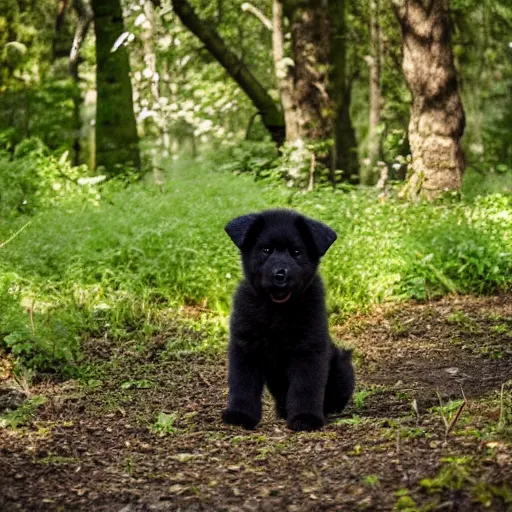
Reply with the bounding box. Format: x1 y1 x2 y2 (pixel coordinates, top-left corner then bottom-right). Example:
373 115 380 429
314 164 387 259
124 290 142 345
270 291 292 303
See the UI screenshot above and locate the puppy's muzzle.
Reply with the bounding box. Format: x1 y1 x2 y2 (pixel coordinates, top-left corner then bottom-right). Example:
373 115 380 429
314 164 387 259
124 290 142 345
272 268 288 286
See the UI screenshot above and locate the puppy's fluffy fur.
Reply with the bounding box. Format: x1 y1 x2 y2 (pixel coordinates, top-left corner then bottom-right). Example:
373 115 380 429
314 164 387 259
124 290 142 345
222 209 355 431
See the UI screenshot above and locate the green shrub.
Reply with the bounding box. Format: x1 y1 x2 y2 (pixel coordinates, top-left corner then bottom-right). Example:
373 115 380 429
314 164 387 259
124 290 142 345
0 273 81 375
0 137 108 218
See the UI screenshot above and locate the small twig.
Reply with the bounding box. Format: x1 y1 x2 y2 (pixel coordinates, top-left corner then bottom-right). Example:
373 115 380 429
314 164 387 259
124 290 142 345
312 81 330 101
241 3 272 30
411 398 420 425
0 220 31 249
437 388 467 439
499 383 506 430
446 400 466 436
433 502 456 510
307 153 316 192
459 385 467 404
245 111 261 140
198 371 212 387
396 428 401 456
29 299 35 335
436 390 449 431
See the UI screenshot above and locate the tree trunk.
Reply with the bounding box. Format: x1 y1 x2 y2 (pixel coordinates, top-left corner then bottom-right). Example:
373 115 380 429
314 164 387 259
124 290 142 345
393 0 465 199
272 0 301 142
91 0 141 175
288 0 332 141
52 0 70 61
69 0 93 166
329 0 359 183
70 0 93 80
141 1 169 182
171 0 285 145
367 0 381 167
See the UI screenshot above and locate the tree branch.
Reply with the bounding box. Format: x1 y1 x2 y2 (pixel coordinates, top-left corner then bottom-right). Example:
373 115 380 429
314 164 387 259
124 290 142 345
170 0 284 144
69 0 93 79
241 3 272 30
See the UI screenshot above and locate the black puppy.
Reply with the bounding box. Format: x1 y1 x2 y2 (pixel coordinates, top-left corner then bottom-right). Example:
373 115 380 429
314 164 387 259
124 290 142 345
222 209 355 432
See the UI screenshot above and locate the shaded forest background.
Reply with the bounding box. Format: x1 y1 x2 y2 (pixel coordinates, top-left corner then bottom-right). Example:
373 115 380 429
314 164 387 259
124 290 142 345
1 0 511 197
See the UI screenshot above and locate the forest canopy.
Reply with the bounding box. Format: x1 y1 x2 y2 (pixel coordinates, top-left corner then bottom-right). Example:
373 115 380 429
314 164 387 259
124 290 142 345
0 0 511 194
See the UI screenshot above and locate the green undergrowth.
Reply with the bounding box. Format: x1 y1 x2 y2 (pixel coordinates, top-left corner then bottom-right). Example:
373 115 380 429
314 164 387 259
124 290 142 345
1 158 511 374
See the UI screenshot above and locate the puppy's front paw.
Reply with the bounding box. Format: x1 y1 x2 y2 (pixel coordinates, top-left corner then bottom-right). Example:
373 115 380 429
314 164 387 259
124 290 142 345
222 409 259 430
287 413 324 432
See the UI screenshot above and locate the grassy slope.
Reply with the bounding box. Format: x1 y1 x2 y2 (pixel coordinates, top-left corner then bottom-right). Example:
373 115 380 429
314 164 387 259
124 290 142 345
0 160 511 371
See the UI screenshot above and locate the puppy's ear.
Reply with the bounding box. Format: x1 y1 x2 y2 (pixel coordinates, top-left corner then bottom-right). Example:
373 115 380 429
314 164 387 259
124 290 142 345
300 216 337 257
225 213 260 249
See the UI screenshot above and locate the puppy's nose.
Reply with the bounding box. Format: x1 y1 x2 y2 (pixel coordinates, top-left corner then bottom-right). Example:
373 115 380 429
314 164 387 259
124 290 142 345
273 268 287 284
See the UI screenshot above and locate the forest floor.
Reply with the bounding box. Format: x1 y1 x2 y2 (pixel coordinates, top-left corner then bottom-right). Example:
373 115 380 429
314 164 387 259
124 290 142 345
1 294 512 511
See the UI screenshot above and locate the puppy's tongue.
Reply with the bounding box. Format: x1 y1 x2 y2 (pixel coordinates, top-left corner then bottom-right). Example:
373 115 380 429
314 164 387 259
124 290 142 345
270 292 292 304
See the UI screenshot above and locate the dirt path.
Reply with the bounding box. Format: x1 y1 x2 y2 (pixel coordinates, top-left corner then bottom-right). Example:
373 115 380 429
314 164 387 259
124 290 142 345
1 295 512 511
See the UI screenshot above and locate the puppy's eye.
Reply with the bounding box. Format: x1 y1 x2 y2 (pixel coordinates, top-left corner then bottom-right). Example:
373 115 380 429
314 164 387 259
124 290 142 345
292 249 301 257
262 247 273 255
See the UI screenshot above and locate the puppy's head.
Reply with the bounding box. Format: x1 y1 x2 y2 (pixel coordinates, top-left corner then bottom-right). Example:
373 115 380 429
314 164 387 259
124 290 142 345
225 209 336 304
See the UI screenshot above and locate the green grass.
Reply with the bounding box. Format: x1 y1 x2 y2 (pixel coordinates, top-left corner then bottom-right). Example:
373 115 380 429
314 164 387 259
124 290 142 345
1 158 511 373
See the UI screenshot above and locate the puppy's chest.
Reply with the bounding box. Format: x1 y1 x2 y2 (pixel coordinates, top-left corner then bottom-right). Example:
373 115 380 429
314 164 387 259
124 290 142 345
256 310 303 346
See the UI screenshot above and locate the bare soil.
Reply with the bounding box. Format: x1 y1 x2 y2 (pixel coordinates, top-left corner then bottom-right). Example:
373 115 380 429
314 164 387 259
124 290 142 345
1 295 512 511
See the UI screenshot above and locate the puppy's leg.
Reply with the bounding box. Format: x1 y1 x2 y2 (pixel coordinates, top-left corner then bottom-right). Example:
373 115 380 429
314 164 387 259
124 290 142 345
222 342 264 430
286 351 329 431
324 346 355 416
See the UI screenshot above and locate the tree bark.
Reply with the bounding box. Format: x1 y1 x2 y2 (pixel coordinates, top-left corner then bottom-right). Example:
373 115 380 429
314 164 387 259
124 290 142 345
141 1 169 182
367 0 382 167
52 0 70 60
70 0 93 80
329 0 359 183
69 0 93 166
272 0 301 142
288 0 332 141
91 0 141 175
393 0 465 199
171 0 285 145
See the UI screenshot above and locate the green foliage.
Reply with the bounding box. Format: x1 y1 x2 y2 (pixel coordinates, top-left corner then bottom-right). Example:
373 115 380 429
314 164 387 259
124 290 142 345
0 80 78 153
0 395 46 429
462 167 512 199
295 189 512 317
152 411 179 436
212 141 278 178
122 0 274 154
0 273 82 374
454 1 512 172
363 474 380 488
352 387 377 409
393 488 417 511
212 139 335 188
0 137 104 218
1 160 511 375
